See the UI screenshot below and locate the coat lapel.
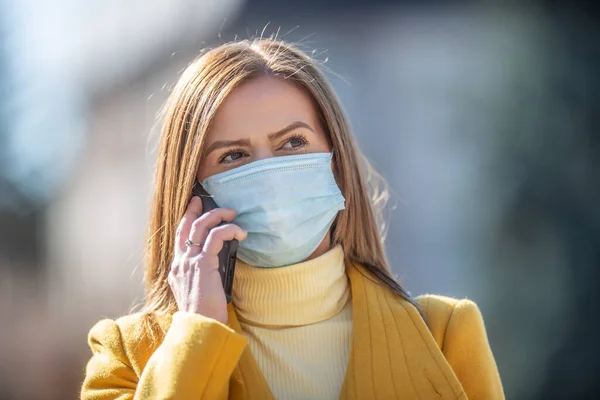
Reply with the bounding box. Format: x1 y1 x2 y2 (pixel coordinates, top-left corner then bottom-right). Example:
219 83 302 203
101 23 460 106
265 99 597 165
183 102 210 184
225 264 466 400
341 263 466 400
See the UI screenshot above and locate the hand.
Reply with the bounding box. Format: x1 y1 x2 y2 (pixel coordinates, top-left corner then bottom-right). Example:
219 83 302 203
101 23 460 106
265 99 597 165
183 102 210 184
168 196 247 324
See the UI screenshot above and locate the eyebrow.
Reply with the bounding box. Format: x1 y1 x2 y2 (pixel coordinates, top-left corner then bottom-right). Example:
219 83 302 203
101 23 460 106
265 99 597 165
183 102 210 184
267 121 314 141
204 121 314 156
204 138 251 156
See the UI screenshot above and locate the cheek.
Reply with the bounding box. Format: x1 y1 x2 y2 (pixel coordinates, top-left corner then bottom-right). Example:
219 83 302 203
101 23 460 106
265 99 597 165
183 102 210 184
196 158 211 182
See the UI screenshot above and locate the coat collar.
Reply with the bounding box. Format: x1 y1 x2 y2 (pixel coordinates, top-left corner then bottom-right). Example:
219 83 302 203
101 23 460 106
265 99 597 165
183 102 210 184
226 262 466 399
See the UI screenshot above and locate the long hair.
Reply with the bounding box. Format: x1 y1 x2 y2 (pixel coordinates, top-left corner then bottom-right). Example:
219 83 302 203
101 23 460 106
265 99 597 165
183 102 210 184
142 38 419 336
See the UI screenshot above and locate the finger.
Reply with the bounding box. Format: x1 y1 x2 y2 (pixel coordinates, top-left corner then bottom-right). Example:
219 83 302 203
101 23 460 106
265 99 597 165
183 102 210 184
203 224 247 257
185 208 237 257
170 260 180 275
175 196 203 256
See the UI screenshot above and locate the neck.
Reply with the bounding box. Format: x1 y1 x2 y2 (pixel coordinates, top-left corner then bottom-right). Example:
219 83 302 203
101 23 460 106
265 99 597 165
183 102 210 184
232 245 349 327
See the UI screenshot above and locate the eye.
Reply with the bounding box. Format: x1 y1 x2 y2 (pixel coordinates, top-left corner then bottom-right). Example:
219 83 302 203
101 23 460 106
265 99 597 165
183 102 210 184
279 134 308 151
218 148 248 164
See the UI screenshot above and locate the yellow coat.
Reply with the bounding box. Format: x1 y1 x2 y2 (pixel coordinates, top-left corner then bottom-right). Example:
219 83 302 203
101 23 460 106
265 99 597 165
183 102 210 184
81 264 504 399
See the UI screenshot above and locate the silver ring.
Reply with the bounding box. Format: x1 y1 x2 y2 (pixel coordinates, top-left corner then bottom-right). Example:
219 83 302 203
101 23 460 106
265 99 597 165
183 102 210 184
185 239 203 248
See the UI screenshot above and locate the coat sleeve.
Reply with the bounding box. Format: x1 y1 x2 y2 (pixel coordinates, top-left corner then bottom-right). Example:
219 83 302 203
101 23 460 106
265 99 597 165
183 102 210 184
442 299 505 400
81 311 248 400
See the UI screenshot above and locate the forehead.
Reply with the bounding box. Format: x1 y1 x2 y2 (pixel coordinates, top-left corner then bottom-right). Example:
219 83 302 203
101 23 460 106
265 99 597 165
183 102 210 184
207 76 320 141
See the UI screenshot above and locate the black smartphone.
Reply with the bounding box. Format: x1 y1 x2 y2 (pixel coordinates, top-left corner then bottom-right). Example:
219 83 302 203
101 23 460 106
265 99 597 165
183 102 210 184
192 182 238 303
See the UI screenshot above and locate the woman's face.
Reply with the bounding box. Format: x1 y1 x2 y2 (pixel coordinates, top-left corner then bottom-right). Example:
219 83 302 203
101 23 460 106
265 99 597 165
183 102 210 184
197 76 331 181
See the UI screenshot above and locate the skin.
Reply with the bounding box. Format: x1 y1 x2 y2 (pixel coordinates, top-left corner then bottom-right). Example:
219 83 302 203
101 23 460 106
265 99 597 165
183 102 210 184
169 76 332 323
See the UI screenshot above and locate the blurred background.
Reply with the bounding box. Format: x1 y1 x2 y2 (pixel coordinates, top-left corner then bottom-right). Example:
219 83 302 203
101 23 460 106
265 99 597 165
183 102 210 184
1 0 598 398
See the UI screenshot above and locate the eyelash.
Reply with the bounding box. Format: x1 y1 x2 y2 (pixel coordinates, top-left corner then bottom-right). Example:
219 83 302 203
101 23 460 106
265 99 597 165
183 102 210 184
218 148 247 164
284 134 309 149
217 134 309 164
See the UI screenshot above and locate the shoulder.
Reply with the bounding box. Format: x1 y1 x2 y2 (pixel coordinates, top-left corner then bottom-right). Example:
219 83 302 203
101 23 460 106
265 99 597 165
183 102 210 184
415 295 504 398
88 312 172 376
348 265 487 349
415 294 486 350
89 311 172 344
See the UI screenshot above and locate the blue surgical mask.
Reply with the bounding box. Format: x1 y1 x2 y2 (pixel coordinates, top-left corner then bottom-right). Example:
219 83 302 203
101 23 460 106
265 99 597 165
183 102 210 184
202 152 345 268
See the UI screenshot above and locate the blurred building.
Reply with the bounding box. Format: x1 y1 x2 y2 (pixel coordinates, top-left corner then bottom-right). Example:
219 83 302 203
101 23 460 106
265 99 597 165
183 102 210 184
1 0 598 399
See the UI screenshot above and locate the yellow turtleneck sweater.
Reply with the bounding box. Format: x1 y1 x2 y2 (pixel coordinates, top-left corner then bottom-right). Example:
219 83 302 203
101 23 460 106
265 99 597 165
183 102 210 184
232 245 352 400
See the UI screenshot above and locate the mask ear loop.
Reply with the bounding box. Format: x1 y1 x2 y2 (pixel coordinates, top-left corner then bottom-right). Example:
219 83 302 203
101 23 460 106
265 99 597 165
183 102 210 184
329 148 337 176
328 147 340 248
191 181 214 201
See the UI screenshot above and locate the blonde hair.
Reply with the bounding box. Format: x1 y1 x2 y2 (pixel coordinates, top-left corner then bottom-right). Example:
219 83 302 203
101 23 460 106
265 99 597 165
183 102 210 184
142 38 419 335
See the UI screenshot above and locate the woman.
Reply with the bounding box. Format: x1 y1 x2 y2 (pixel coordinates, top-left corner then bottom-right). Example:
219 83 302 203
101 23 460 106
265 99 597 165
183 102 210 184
81 38 504 400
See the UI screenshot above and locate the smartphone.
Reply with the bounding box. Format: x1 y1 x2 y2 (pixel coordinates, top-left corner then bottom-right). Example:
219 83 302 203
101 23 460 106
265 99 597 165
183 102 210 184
192 182 238 303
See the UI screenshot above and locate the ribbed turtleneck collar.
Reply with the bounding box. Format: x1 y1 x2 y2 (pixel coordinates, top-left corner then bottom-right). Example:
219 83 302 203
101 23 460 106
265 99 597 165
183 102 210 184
231 245 350 327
